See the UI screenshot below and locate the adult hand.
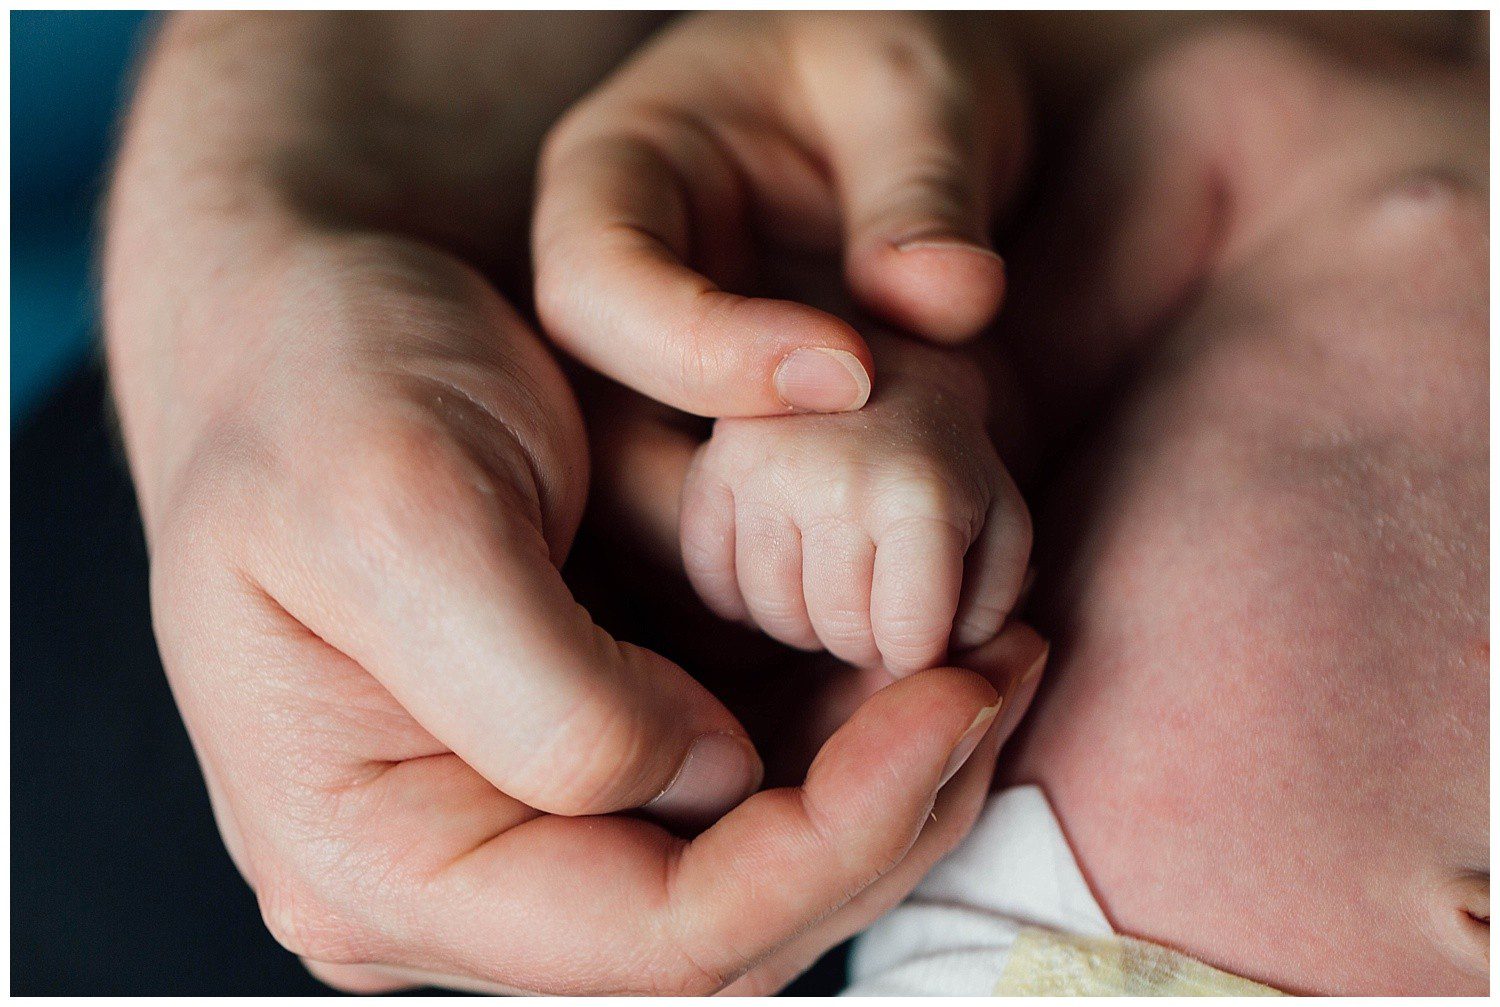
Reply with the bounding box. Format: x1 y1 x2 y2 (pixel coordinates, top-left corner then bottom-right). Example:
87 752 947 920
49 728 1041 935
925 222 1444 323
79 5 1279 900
105 14 1047 993
111 210 1041 999
533 11 1029 416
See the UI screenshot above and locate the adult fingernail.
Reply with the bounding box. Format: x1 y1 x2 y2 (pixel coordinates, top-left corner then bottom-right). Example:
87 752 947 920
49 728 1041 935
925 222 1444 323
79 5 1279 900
893 234 1005 264
774 348 871 413
939 701 1001 789
995 644 1049 741
1019 645 1048 688
645 733 762 831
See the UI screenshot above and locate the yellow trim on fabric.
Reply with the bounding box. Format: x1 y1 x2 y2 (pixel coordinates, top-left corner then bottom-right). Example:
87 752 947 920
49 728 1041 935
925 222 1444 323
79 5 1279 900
994 926 1285 996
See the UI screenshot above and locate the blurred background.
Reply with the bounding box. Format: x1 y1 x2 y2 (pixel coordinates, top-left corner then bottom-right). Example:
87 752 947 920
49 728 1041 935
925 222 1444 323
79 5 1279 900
12 10 149 423
12 11 344 994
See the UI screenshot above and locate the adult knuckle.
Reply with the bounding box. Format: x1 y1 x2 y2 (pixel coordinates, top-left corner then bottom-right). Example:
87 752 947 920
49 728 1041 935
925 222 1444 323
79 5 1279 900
151 423 269 557
647 951 730 997
326 425 498 562
146 434 273 632
868 151 973 231
670 290 738 410
508 678 658 815
902 151 973 202
257 872 374 964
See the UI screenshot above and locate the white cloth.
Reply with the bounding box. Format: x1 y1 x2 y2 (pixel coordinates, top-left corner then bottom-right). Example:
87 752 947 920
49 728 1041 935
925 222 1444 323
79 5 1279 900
843 785 1112 996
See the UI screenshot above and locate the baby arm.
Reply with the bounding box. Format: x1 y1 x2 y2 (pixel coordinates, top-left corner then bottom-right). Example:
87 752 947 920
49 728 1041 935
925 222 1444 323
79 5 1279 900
680 332 1031 675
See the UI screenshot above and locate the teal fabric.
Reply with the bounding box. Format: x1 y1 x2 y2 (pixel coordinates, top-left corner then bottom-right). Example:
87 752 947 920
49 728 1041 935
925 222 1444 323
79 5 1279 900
12 11 151 424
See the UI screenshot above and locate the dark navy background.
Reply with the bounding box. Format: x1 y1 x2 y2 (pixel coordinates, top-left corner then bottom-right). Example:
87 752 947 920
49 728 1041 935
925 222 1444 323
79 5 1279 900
12 21 325 983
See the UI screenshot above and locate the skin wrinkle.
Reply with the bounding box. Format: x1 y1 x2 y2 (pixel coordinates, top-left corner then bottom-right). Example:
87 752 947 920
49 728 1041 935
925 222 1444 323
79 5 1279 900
663 293 1023 668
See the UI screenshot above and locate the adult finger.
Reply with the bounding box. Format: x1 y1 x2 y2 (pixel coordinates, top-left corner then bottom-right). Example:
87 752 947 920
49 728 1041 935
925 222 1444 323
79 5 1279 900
722 622 1050 993
534 122 873 417
791 13 1023 343
265 428 762 828
283 626 1045 995
664 654 1037 989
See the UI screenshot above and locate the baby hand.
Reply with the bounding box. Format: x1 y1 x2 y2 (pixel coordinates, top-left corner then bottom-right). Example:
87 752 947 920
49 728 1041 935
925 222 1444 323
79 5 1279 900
680 337 1031 674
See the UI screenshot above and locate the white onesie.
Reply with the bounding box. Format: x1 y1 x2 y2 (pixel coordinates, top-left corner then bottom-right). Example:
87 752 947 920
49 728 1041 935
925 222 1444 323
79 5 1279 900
844 785 1282 996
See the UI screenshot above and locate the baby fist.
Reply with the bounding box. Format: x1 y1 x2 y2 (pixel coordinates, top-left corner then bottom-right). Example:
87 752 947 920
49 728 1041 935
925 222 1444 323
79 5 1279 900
680 360 1031 674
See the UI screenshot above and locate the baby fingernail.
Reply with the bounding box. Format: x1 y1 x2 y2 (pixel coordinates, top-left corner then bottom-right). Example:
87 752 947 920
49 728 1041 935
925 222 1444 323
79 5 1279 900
939 701 1001 789
953 616 1002 651
774 348 871 413
644 733 762 831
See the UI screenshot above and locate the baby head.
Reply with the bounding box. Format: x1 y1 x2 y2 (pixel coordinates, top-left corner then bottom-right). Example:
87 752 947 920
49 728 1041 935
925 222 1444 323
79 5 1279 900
1006 365 1487 995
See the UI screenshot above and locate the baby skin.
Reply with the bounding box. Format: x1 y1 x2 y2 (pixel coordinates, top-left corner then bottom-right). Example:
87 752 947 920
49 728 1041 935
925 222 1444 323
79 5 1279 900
680 326 1029 674
997 30 1487 994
